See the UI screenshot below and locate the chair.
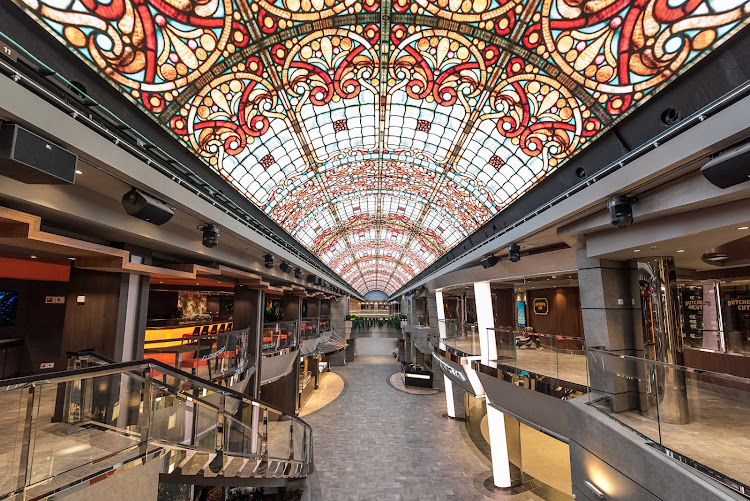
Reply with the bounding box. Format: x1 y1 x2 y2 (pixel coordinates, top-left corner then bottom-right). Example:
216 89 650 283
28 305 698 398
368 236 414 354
210 324 218 335
201 325 210 335
218 323 226 334
191 326 201 337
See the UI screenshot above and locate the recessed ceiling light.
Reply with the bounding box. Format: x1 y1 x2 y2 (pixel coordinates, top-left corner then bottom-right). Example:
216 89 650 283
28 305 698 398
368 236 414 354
738 226 750 230
75 170 83 175
30 255 37 259
68 257 75 260
633 249 641 253
676 249 685 253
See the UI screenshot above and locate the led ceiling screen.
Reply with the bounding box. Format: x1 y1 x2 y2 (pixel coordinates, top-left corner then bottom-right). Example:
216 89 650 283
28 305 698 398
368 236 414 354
14 0 750 295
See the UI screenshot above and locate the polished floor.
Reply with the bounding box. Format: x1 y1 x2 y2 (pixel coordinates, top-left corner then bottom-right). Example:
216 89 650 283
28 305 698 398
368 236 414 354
305 337 571 500
596 382 750 487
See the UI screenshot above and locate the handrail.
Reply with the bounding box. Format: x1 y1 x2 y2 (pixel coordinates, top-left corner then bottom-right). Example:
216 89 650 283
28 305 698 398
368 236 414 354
587 348 750 385
490 327 585 342
143 327 249 345
0 357 311 433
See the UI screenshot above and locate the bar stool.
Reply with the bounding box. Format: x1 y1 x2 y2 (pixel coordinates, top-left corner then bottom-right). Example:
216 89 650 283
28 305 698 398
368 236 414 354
218 323 226 334
201 325 210 335
191 326 201 337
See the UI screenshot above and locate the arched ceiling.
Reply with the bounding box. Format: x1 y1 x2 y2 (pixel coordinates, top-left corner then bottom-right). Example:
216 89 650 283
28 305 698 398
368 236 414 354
15 0 750 295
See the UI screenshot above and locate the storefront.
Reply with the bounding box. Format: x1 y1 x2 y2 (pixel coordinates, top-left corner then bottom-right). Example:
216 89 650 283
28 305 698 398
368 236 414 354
678 277 750 376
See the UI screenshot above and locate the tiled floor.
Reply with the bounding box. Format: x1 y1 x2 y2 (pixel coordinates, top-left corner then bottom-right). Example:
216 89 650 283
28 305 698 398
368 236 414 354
595 383 750 486
305 337 571 500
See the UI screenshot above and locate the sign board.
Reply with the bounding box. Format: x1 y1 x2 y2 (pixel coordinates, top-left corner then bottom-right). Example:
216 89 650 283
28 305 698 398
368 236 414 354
533 298 549 315
0 42 18 62
516 301 526 328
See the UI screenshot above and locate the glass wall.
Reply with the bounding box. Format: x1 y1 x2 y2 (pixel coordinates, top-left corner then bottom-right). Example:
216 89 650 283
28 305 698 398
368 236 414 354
678 279 750 355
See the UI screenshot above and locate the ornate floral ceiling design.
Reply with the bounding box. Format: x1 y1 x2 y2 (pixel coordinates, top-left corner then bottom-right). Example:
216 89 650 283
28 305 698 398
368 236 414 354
15 0 750 295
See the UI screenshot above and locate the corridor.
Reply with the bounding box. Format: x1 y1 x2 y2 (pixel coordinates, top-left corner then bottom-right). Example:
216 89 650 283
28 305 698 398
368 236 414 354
304 337 569 500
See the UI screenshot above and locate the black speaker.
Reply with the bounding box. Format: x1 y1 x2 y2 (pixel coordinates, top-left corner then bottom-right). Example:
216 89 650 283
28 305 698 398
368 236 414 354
701 141 750 189
264 254 274 269
480 255 498 269
121 188 174 225
294 268 302 279
306 274 317 284
0 123 77 184
279 262 293 273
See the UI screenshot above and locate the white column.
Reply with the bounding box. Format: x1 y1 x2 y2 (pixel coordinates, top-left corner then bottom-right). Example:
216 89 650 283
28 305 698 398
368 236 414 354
486 398 512 488
436 290 446 339
444 374 456 418
473 281 497 363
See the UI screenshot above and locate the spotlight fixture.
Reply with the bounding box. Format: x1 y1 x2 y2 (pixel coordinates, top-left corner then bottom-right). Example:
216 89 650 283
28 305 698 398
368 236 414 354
480 254 499 269
264 254 274 269
294 268 302 279
508 243 521 262
316 277 323 286
279 262 293 273
197 224 218 248
607 195 638 228
703 250 729 262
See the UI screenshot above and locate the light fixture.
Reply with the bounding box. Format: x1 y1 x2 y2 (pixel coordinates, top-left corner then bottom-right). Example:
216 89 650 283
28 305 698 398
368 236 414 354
68 257 75 260
30 255 37 259
676 249 685 253
584 480 605 499
508 243 521 262
608 195 637 228
75 169 83 175
633 249 641 253
198 224 219 248
738 226 750 230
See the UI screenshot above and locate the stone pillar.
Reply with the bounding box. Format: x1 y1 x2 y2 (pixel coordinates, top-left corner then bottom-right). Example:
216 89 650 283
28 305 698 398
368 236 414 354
474 282 496 363
576 249 641 411
329 296 348 366
234 285 263 398
637 258 689 424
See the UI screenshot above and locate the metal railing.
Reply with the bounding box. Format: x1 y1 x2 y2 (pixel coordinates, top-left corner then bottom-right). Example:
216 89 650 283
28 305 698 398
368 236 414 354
262 321 299 356
143 328 251 382
587 348 750 496
0 358 313 500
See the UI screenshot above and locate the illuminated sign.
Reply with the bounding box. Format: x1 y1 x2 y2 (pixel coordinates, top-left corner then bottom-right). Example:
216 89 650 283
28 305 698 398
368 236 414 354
533 298 549 316
433 355 467 383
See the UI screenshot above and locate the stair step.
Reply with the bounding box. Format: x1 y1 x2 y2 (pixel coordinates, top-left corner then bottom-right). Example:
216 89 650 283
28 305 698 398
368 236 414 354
182 452 210 476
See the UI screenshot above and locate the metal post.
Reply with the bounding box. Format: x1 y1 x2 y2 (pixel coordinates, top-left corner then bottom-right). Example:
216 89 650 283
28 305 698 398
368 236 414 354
138 369 152 457
17 384 37 495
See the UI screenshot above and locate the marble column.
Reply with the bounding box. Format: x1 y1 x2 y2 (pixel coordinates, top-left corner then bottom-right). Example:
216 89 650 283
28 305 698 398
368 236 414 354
474 281 496 363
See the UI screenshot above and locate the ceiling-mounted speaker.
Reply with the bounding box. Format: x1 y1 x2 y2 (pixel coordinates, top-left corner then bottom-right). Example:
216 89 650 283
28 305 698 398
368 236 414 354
701 141 750 189
264 254 274 269
0 123 77 184
122 188 174 225
480 254 498 269
294 268 302 279
279 262 293 273
306 274 317 284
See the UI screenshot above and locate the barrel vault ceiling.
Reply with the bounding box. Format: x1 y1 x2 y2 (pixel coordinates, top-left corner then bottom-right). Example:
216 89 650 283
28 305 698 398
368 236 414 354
14 0 750 295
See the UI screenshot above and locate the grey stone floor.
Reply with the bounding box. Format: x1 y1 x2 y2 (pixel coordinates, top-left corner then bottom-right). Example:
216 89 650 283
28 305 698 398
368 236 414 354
305 337 567 500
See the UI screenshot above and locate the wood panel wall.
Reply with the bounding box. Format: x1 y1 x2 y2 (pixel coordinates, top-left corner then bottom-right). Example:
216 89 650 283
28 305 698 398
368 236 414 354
493 289 515 329
60 268 124 365
526 287 584 338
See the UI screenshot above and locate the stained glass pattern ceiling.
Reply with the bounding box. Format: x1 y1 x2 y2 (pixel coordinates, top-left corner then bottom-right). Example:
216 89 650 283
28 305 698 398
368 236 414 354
15 0 750 295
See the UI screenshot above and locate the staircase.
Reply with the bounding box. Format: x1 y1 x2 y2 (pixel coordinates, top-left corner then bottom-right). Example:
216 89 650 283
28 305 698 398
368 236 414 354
0 357 313 500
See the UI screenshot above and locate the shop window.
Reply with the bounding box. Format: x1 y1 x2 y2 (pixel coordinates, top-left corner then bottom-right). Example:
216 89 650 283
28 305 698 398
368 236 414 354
720 283 750 355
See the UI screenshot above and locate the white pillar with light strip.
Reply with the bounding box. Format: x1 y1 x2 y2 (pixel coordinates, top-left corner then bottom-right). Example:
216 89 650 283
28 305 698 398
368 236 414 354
436 289 446 339
473 281 497 364
473 281 512 488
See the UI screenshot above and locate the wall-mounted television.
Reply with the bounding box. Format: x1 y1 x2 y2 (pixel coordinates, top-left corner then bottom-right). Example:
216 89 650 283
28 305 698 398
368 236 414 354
0 291 19 326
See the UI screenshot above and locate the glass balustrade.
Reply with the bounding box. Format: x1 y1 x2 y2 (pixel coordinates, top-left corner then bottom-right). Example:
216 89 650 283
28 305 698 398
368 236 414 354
487 328 588 387
262 321 299 355
300 318 320 340
438 319 481 356
0 359 313 500
143 328 251 382
587 348 750 491
318 316 331 333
